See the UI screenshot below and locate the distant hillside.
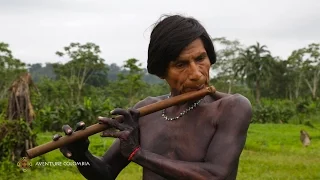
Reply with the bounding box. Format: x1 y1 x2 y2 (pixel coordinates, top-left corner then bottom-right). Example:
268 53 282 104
28 62 162 84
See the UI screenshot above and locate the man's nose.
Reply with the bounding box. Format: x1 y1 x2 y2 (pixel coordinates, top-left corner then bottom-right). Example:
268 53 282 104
189 62 202 81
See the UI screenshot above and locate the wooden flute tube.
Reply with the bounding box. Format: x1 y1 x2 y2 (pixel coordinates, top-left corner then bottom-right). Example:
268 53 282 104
26 86 216 159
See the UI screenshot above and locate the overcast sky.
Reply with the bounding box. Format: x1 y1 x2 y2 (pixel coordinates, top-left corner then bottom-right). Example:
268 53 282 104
0 0 319 68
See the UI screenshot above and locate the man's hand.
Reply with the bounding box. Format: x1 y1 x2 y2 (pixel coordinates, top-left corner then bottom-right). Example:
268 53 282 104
52 121 90 160
98 108 140 159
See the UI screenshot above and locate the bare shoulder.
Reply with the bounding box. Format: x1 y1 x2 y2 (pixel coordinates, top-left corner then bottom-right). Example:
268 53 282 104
222 94 252 109
210 93 251 110
216 93 253 124
206 93 252 122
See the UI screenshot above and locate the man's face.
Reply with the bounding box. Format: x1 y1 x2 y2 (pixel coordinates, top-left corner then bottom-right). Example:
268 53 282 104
163 38 211 95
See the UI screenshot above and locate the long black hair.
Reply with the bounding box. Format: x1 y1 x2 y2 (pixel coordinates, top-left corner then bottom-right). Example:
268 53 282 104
147 14 216 77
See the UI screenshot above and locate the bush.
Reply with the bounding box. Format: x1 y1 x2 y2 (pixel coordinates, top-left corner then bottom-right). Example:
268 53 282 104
34 97 114 132
0 118 36 178
252 99 295 123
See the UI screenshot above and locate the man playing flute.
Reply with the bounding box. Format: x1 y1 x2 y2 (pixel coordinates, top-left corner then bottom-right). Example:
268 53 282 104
53 14 252 180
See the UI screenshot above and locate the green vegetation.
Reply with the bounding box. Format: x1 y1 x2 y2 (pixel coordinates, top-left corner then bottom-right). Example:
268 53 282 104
239 124 320 180
1 123 318 180
0 39 319 179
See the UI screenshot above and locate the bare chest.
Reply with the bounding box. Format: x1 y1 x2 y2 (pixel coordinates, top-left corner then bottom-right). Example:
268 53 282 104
138 106 217 162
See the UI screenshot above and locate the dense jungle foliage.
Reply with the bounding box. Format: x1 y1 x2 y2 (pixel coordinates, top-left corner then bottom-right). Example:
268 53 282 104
0 39 319 179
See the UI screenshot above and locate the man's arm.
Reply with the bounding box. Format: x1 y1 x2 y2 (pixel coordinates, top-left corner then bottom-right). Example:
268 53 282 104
75 139 130 180
74 98 152 179
131 94 252 180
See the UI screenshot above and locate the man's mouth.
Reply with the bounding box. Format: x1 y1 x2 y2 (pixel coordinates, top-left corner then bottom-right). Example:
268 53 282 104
184 84 205 92
194 84 205 90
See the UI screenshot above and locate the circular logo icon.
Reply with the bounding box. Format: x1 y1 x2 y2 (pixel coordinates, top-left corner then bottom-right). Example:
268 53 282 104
17 157 32 172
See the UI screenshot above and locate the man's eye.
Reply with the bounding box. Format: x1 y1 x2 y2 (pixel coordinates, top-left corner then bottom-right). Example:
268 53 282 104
196 56 205 62
176 63 186 68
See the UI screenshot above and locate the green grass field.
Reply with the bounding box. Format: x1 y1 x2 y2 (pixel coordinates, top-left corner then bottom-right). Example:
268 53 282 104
9 124 320 180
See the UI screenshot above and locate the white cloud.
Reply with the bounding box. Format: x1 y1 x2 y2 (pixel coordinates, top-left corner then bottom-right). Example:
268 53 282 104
0 0 319 67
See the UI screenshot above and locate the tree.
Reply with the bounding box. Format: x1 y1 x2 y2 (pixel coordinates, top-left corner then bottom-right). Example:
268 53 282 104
262 57 289 99
54 42 107 103
28 63 56 82
211 37 244 93
107 63 122 81
234 43 274 104
6 73 38 123
286 49 306 99
302 43 320 100
3 73 38 162
0 42 27 99
106 58 147 107
85 64 109 87
286 43 320 100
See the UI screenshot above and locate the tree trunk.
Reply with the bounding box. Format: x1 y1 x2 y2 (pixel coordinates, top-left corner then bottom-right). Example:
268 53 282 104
312 70 319 100
77 86 82 104
295 73 302 99
5 73 37 162
256 80 261 105
304 70 318 100
228 78 233 94
288 85 292 100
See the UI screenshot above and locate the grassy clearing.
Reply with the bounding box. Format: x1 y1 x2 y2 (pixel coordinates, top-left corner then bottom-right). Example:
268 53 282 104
4 123 320 180
238 124 320 180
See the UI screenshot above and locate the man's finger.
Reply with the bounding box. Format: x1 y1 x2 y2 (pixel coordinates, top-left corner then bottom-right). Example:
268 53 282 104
101 130 127 139
60 147 72 159
74 121 86 131
62 125 73 135
111 108 131 122
98 117 127 131
128 108 140 122
52 134 62 141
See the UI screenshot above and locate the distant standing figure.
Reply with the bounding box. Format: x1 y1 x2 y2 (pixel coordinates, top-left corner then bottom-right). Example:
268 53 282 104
300 130 311 147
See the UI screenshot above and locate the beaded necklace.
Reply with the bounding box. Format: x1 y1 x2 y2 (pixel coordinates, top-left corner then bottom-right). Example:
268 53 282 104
161 95 203 121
